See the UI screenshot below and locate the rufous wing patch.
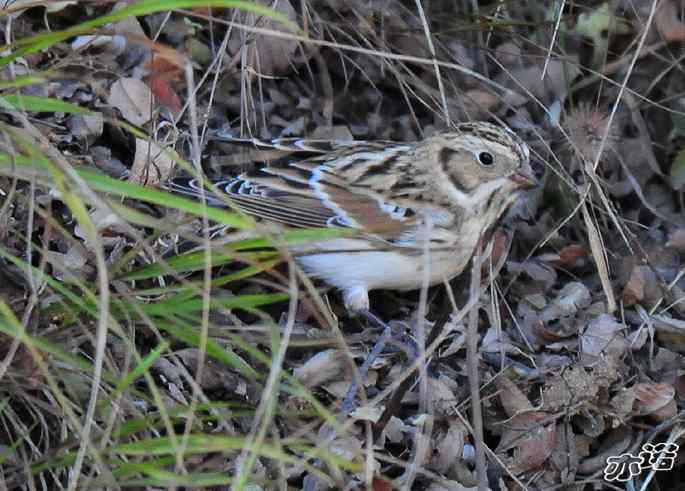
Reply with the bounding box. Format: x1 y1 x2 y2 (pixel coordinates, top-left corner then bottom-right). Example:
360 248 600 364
316 182 416 235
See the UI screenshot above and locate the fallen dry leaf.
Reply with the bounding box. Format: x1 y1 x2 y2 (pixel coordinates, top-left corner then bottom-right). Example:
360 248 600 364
431 419 467 474
632 382 676 421
666 229 685 251
2 0 74 19
146 77 182 118
228 0 300 76
652 314 685 353
500 59 581 104
426 481 478 491
66 113 104 141
44 247 90 283
610 387 637 424
381 416 409 445
130 138 176 186
144 56 185 84
427 376 458 416
495 376 533 416
329 436 362 461
481 325 519 355
293 349 349 388
493 378 559 473
623 265 648 306
496 410 556 474
541 282 591 322
464 89 500 112
556 244 587 269
656 0 685 42
108 78 153 126
372 476 395 491
580 314 628 364
174 348 247 393
350 405 383 423
542 366 602 413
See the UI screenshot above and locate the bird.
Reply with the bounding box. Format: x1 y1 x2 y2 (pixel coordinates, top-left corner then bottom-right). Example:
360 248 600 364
167 122 536 313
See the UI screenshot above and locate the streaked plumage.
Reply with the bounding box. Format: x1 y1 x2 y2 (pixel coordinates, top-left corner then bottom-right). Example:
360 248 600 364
168 122 536 311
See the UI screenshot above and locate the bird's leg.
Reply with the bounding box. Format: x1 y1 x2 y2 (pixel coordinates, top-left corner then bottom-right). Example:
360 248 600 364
339 309 392 417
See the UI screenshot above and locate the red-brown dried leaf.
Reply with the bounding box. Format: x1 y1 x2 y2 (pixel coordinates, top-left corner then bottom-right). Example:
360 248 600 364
632 383 675 417
146 77 182 117
372 476 394 491
497 411 556 474
495 376 533 417
649 400 678 423
532 320 570 343
656 0 685 42
556 244 586 269
622 266 646 306
480 227 510 284
666 229 685 252
144 56 185 85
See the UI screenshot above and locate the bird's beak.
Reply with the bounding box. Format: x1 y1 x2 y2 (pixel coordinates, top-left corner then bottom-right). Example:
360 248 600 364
509 167 538 189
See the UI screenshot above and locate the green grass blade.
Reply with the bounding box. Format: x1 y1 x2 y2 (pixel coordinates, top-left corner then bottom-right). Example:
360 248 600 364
110 341 170 400
0 95 91 113
118 466 232 487
0 73 47 90
128 260 282 296
121 250 280 281
139 292 289 317
154 317 261 379
0 154 251 228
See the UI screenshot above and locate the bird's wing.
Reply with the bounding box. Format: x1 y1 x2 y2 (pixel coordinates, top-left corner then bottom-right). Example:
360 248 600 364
168 139 421 233
167 177 335 228
210 135 386 154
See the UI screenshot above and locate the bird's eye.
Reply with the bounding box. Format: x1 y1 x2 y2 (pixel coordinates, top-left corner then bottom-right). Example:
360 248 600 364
478 152 494 166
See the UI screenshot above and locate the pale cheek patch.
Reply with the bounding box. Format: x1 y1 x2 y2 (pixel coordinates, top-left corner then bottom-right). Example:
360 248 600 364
435 169 470 207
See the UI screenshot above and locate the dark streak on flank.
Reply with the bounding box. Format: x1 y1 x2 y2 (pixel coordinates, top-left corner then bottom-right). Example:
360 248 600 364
485 191 497 212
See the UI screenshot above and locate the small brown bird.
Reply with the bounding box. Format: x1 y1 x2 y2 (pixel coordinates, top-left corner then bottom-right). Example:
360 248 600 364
169 122 536 312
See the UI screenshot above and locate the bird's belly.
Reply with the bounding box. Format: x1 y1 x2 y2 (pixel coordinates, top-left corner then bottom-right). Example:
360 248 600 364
294 238 469 292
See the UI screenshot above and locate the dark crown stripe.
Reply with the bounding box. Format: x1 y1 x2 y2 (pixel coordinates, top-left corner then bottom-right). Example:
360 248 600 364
456 122 527 163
